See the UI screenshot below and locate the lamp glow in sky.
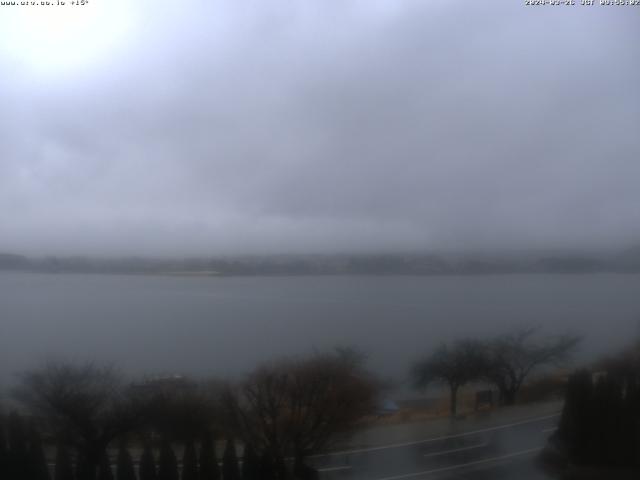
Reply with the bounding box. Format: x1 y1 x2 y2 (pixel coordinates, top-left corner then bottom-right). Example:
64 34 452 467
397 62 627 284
0 1 639 256
0 1 133 74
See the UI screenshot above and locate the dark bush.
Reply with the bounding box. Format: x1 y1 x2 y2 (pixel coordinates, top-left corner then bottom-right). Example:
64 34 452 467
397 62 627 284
157 439 179 480
198 431 219 480
182 440 198 480
116 444 136 480
557 353 640 468
27 426 51 480
97 452 114 480
8 411 29 479
53 444 74 480
241 444 259 480
139 443 157 480
222 440 240 480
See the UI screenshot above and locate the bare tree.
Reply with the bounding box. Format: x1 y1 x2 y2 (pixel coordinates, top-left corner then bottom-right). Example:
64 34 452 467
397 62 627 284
412 340 486 416
14 361 150 480
484 327 580 405
224 350 378 477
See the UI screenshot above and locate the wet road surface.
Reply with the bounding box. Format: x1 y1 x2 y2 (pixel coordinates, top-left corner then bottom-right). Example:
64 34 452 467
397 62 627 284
311 413 559 480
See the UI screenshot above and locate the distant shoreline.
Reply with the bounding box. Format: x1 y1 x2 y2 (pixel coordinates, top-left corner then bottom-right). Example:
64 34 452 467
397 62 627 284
3 269 640 279
2 251 640 277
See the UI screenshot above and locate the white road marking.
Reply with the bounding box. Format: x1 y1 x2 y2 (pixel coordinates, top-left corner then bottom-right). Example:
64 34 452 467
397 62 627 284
423 442 487 458
541 427 556 433
311 413 559 458
374 447 543 480
317 466 353 472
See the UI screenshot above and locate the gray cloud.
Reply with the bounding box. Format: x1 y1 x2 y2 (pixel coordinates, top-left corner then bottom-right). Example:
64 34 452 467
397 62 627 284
1 0 639 255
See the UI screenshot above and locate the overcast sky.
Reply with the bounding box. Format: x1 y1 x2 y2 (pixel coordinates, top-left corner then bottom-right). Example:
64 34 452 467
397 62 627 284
0 0 638 256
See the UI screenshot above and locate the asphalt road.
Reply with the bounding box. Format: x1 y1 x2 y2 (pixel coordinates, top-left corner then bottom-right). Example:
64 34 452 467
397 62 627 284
310 413 559 480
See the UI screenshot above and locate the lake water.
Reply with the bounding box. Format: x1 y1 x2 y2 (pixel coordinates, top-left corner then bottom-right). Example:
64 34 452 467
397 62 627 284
1 272 639 389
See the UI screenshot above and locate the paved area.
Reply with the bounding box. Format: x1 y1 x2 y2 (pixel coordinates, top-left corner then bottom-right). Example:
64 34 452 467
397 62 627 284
311 402 562 480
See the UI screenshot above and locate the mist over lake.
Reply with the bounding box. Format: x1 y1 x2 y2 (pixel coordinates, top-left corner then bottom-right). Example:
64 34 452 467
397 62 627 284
2 272 638 389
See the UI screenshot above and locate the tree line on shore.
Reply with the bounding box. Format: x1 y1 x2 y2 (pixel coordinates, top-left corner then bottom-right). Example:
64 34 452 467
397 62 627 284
3 251 640 276
0 327 580 480
0 349 377 480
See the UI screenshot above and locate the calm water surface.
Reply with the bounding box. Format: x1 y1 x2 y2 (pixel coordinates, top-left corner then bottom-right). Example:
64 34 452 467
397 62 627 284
1 273 639 388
